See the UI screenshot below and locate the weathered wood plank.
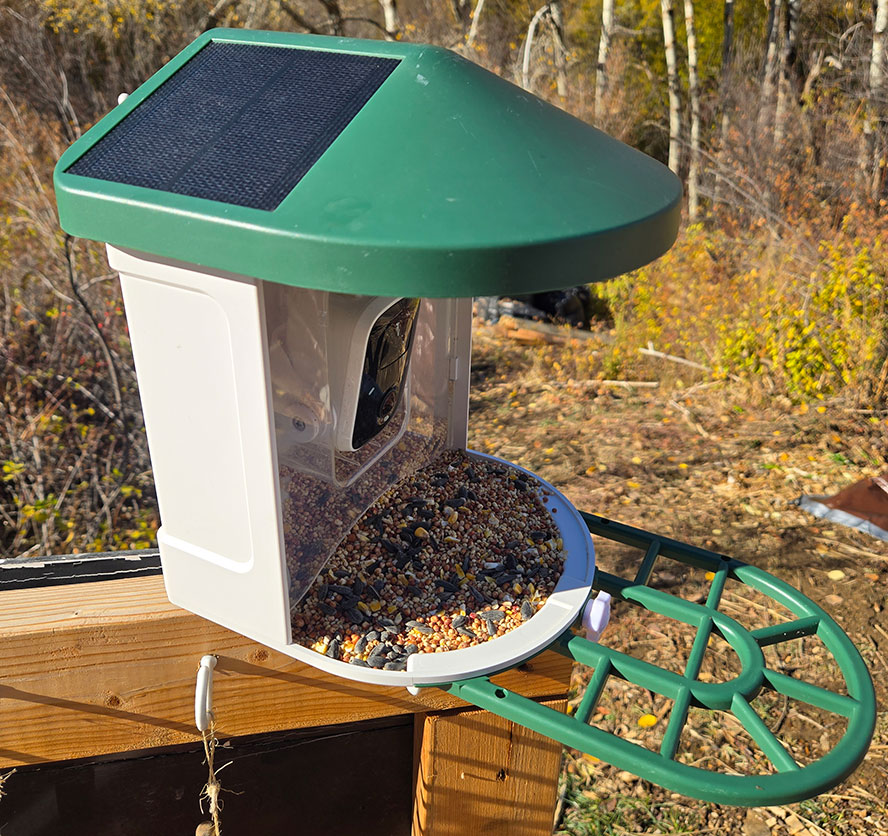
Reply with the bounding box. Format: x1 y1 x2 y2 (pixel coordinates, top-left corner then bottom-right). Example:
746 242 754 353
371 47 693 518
0 576 572 767
413 699 566 836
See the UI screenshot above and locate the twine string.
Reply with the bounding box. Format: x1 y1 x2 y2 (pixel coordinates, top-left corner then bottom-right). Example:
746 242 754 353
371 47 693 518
0 769 15 802
200 720 223 836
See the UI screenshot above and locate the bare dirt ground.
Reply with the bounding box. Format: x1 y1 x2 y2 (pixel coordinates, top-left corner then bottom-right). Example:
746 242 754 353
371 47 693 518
467 323 888 836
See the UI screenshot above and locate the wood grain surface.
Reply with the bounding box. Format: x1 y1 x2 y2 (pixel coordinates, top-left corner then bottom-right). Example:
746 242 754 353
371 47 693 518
0 575 572 767
413 699 567 836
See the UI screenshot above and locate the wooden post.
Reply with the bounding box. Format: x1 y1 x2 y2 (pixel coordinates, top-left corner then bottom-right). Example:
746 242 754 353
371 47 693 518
413 699 566 836
0 574 571 831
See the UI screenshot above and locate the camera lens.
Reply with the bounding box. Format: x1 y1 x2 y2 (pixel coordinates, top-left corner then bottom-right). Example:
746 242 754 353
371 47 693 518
378 387 398 422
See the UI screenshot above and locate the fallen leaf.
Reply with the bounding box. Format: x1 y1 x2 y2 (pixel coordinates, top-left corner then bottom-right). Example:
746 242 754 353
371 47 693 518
827 569 846 581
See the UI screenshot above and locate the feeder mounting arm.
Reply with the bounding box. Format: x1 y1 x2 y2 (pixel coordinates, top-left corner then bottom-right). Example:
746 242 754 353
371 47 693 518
443 513 876 807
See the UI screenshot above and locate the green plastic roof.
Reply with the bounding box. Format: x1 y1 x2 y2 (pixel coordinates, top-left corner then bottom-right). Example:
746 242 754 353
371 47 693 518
54 29 682 297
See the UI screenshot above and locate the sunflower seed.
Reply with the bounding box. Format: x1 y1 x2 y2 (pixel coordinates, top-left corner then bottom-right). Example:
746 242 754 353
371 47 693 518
347 608 364 625
350 658 370 667
325 639 340 658
457 626 477 638
384 660 408 671
317 582 329 599
355 635 368 654
486 620 497 636
319 602 335 616
451 615 467 628
479 609 504 622
403 643 419 655
338 596 360 611
437 579 459 592
520 601 535 621
367 654 386 669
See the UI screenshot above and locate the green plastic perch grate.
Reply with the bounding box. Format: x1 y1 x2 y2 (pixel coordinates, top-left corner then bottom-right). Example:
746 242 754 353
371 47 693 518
445 513 876 807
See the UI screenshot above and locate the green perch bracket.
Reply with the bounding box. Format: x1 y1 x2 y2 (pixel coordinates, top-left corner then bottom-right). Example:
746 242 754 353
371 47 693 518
443 512 876 807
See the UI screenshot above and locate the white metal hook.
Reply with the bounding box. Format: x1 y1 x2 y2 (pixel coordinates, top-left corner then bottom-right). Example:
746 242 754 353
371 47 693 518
195 655 218 733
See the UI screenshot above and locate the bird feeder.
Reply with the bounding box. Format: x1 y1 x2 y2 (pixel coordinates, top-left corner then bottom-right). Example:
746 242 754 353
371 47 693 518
55 29 875 806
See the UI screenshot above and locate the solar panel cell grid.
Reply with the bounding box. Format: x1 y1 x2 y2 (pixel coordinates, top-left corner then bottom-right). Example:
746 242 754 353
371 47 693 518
67 42 399 210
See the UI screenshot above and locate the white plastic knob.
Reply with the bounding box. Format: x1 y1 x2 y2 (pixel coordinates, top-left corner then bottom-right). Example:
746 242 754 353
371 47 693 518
582 591 612 642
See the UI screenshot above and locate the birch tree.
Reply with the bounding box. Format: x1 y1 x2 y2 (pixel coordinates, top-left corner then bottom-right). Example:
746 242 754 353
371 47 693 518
522 6 549 90
774 0 801 144
661 0 682 173
719 0 735 138
712 0 735 205
522 4 568 96
465 0 486 48
758 0 783 133
378 0 399 39
549 1 569 98
684 0 701 219
864 0 888 200
595 0 615 124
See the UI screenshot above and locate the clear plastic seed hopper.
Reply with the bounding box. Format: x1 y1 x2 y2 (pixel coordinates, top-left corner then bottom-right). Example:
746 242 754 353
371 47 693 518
54 29 875 807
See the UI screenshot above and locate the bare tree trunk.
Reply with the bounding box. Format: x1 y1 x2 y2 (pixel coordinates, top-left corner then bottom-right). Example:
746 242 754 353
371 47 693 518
548 1 569 98
758 0 783 133
378 0 399 38
522 5 549 90
465 0 486 48
712 0 735 206
661 0 682 174
719 0 734 137
774 0 801 144
449 0 472 26
595 0 615 124
864 0 888 201
684 0 701 220
319 0 344 35
245 0 268 28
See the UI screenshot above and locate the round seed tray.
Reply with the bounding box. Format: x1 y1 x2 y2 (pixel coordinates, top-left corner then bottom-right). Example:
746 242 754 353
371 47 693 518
271 452 595 686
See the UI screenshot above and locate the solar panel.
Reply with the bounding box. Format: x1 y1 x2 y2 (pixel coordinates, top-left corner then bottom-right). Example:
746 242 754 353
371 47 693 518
67 42 399 210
